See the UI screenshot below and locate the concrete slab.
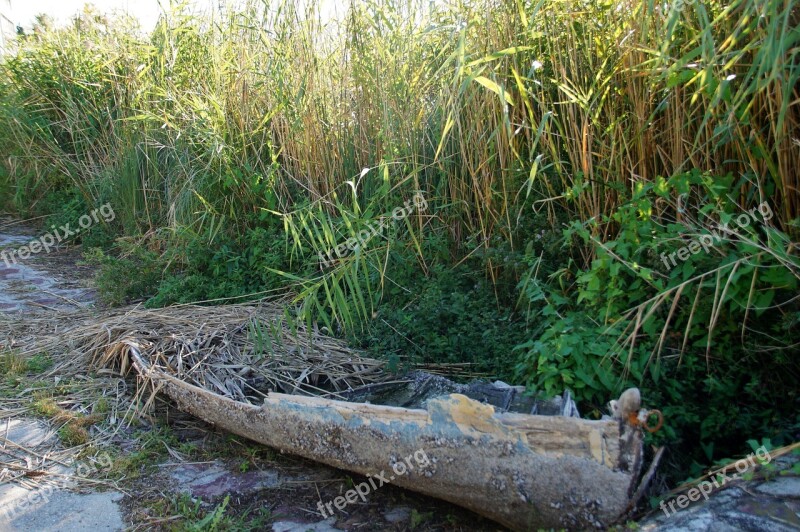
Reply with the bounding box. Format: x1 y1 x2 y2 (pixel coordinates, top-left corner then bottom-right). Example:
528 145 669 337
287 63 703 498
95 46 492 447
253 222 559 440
0 491 124 531
0 418 124 532
2 418 58 448
0 222 95 313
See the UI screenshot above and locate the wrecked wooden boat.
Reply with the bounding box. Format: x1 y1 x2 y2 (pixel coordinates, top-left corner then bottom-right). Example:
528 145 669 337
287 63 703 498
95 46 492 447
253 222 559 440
118 344 647 530
42 303 647 531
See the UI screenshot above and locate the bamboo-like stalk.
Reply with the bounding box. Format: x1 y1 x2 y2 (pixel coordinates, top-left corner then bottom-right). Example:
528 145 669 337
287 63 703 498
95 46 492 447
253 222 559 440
0 0 796 332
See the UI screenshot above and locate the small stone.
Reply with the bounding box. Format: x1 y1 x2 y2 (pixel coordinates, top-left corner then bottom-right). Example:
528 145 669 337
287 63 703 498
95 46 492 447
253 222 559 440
272 518 343 532
383 506 411 523
169 461 281 499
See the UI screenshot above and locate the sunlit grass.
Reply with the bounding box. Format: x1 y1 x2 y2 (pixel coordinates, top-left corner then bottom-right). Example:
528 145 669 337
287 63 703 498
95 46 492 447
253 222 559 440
0 0 795 330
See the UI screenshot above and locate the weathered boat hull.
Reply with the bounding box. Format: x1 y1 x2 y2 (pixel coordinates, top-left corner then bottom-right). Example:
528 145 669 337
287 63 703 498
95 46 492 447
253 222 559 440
125 344 643 531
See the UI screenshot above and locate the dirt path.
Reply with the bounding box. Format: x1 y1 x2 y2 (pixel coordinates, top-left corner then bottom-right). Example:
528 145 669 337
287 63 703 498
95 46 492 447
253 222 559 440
0 217 498 532
0 217 95 313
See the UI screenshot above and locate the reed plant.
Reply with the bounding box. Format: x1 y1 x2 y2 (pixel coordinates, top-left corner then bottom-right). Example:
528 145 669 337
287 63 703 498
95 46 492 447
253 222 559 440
2 0 795 243
0 0 797 375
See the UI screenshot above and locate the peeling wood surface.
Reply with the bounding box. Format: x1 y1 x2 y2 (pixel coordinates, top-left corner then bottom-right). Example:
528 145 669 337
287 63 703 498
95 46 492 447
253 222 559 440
124 343 643 531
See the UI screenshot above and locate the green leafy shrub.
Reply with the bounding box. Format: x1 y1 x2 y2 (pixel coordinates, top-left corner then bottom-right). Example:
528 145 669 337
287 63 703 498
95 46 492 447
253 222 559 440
84 245 165 306
514 172 800 479
146 224 293 307
353 262 528 379
35 190 116 249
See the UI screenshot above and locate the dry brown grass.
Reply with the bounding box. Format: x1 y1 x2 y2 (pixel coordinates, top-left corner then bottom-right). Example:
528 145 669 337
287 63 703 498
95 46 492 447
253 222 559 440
1 299 397 408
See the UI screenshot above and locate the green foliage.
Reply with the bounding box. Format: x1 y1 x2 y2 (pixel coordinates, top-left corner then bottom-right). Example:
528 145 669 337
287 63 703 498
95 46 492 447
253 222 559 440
57 423 89 447
410 509 433 530
353 262 528 379
146 225 292 307
185 495 230 532
25 353 53 374
513 311 617 405
515 172 800 480
0 351 52 380
154 492 271 532
84 246 165 306
0 350 28 377
35 189 117 249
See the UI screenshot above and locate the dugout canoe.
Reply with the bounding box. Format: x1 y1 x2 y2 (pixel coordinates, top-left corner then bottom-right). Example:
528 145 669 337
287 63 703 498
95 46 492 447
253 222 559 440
116 341 646 531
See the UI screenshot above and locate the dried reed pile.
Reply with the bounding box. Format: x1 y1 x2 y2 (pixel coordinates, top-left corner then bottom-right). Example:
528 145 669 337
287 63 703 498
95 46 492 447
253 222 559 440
1 300 393 406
